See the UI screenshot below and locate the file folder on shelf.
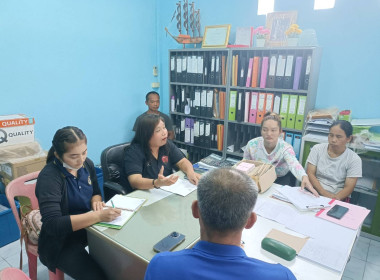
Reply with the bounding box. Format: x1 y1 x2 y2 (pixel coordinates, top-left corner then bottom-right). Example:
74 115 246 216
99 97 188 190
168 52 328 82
193 89 201 116
204 122 211 148
185 118 191 143
193 121 200 146
273 94 281 115
213 90 220 119
293 56 303 90
249 92 258 123
285 132 294 145
234 54 239 86
186 54 192 83
219 91 226 119
264 93 274 115
280 94 290 128
303 55 312 90
199 121 205 147
228 90 237 121
180 117 185 142
266 55 277 88
295 95 306 130
293 134 302 159
190 119 194 144
236 92 244 122
246 57 254 87
176 55 182 82
215 54 221 84
210 55 216 84
206 90 214 118
203 53 209 84
196 55 204 84
181 55 187 82
217 124 224 151
170 55 176 82
191 55 197 83
222 55 226 85
260 56 269 88
275 55 286 89
251 56 261 88
200 89 207 117
244 91 251 122
286 95 298 129
239 56 247 87
256 93 266 124
283 55 294 89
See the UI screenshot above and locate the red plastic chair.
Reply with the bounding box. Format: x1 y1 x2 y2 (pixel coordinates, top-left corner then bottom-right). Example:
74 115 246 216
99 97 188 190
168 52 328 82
0 267 31 280
5 171 64 280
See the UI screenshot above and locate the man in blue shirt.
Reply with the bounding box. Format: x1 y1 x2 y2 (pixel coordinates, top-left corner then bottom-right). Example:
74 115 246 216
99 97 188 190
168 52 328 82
144 168 296 280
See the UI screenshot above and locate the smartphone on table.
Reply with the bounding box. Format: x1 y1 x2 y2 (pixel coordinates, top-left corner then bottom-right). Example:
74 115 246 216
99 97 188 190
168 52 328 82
153 232 186 253
326 205 349 219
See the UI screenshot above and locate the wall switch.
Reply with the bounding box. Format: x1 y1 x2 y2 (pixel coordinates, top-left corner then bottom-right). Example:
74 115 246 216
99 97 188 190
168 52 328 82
153 66 158 76
151 82 160 88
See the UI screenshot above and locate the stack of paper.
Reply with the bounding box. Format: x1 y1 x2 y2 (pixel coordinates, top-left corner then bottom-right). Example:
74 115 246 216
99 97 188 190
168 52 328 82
276 185 332 211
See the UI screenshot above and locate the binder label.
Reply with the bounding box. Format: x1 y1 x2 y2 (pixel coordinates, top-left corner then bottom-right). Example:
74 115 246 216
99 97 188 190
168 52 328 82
250 94 257 110
269 56 277 76
285 55 294 77
306 55 312 75
298 97 306 115
170 57 175 71
176 58 182 73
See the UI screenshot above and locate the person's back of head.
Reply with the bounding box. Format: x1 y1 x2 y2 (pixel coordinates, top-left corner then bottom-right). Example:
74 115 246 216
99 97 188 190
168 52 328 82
197 167 258 233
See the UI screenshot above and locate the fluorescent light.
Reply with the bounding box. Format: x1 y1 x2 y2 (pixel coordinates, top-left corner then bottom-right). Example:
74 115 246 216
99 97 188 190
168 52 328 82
258 0 274 15
314 0 335 10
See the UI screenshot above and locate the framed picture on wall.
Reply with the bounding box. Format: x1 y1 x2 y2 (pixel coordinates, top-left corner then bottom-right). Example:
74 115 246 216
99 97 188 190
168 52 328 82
266 11 298 47
202 24 231 48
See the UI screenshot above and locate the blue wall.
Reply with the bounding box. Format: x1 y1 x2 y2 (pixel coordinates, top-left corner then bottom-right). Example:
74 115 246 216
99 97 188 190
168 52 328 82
0 0 158 163
157 0 380 119
1 0 379 163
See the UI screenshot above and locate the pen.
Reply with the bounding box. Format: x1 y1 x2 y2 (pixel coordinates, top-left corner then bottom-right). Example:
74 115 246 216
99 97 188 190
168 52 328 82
306 205 326 209
111 200 115 208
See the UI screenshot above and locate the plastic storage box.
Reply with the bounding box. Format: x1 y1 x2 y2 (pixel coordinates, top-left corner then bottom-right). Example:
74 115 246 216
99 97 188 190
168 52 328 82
0 194 20 247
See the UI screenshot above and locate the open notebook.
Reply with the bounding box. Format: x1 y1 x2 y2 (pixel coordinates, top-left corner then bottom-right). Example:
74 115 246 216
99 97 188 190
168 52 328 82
96 195 146 229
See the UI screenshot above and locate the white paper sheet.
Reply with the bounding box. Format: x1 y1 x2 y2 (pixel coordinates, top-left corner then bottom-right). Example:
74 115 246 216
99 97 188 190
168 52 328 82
160 178 197 196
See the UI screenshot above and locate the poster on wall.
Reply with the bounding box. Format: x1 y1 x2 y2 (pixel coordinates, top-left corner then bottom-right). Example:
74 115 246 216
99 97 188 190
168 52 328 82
266 11 298 47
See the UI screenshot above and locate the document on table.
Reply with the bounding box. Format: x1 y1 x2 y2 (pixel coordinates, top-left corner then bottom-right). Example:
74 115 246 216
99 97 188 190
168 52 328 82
105 194 146 211
96 195 146 229
96 210 135 229
298 239 349 272
316 200 370 230
276 186 332 211
161 178 197 196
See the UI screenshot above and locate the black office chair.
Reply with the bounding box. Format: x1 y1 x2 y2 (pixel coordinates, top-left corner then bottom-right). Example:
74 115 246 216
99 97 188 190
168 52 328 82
100 142 131 201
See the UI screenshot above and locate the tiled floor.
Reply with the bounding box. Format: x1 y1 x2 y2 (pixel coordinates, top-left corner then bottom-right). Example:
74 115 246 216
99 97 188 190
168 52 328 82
1 233 380 279
0 241 74 280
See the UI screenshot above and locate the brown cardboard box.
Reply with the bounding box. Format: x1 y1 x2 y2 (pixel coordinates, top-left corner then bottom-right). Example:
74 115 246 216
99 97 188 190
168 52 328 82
233 160 277 193
0 154 46 181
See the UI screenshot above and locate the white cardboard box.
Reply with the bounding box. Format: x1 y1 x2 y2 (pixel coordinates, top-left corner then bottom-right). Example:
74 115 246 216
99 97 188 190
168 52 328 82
0 114 35 147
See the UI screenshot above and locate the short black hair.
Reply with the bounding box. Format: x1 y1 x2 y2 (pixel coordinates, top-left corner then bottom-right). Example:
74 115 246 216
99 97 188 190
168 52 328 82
145 91 160 102
330 120 353 137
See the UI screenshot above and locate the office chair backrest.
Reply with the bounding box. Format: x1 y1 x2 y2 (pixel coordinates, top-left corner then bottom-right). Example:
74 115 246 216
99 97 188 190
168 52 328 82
100 142 130 184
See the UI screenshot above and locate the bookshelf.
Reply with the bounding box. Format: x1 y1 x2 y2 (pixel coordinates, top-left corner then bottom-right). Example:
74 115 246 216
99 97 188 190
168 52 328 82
169 47 322 163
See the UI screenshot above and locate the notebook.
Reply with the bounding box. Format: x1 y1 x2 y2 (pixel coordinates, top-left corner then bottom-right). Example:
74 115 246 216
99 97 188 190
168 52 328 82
96 195 146 229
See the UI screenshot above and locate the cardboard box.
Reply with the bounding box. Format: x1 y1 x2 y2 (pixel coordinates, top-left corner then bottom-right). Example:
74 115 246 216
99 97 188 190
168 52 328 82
0 154 46 181
0 114 35 147
233 160 277 193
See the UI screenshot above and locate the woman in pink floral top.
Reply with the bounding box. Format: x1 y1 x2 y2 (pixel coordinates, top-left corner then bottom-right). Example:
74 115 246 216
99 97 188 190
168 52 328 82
244 112 318 195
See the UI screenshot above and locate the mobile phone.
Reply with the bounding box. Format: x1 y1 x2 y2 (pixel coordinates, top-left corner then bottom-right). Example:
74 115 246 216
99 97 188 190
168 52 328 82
326 205 349 219
153 232 185 253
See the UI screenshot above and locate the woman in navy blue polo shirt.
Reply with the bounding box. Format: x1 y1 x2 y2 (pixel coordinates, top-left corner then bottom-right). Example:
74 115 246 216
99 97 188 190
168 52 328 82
120 114 200 192
36 126 121 280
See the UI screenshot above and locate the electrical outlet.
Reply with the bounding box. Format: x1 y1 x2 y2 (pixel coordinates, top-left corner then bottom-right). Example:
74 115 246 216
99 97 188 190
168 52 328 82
151 82 160 88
